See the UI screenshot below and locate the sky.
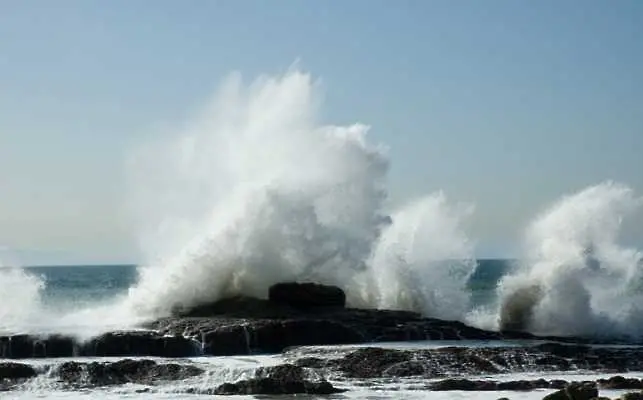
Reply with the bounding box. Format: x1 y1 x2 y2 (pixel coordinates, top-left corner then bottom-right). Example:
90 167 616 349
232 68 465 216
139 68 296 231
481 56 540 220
1 1 642 265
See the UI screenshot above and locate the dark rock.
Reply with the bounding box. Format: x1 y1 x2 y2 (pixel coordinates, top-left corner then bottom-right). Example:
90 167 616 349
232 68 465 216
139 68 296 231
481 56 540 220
429 378 491 391
202 325 250 356
202 319 364 355
0 331 196 359
621 393 643 400
543 382 598 400
294 357 329 368
428 378 553 392
324 344 643 380
268 282 346 309
54 359 203 387
0 362 37 380
213 363 344 395
496 380 539 391
550 380 568 389
0 335 75 358
598 376 643 390
383 361 426 377
214 378 342 395
85 331 197 357
339 347 411 378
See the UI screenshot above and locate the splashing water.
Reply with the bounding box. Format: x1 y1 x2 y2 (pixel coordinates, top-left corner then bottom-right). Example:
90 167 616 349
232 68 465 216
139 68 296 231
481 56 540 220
0 263 45 334
495 181 643 338
365 193 477 320
124 69 477 321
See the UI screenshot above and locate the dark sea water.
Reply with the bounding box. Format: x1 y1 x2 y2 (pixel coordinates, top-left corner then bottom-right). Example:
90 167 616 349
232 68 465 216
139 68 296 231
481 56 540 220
22 259 510 309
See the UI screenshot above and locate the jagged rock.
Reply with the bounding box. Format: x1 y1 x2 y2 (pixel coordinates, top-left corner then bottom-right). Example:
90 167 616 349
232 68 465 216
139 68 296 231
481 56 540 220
268 282 346 308
213 363 344 395
54 359 203 387
0 362 37 380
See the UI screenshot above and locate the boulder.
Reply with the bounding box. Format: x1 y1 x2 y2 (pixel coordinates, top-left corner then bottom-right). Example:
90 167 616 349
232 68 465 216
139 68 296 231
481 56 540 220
213 364 344 395
268 282 346 308
543 382 598 400
0 362 37 380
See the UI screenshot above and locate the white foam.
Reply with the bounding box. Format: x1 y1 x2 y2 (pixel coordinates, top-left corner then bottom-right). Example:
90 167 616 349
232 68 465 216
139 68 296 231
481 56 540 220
491 181 643 337
122 68 476 322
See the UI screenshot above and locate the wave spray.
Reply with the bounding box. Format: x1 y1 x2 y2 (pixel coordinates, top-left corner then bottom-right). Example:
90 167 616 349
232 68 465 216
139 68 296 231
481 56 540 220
124 69 477 321
496 182 643 338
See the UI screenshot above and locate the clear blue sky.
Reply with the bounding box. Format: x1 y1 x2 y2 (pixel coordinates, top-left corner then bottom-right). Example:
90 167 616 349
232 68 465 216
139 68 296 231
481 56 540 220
1 1 642 264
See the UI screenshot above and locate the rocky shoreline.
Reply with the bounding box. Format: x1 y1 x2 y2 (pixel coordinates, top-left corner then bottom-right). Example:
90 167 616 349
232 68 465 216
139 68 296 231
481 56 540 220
2 283 643 398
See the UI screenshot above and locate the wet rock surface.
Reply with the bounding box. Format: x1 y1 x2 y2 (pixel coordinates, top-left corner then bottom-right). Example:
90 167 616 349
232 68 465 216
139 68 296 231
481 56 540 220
0 362 37 390
213 363 345 395
542 382 598 400
149 293 546 356
320 343 643 379
0 362 38 381
53 359 203 387
0 331 198 359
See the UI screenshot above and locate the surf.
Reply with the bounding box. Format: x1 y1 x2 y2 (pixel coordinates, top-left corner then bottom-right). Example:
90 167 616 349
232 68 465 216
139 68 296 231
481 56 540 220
123 68 477 322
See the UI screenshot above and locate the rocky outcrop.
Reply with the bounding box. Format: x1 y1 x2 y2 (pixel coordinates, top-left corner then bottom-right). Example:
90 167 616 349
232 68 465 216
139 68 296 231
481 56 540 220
1 282 639 360
151 292 520 356
54 359 203 387
213 364 344 395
